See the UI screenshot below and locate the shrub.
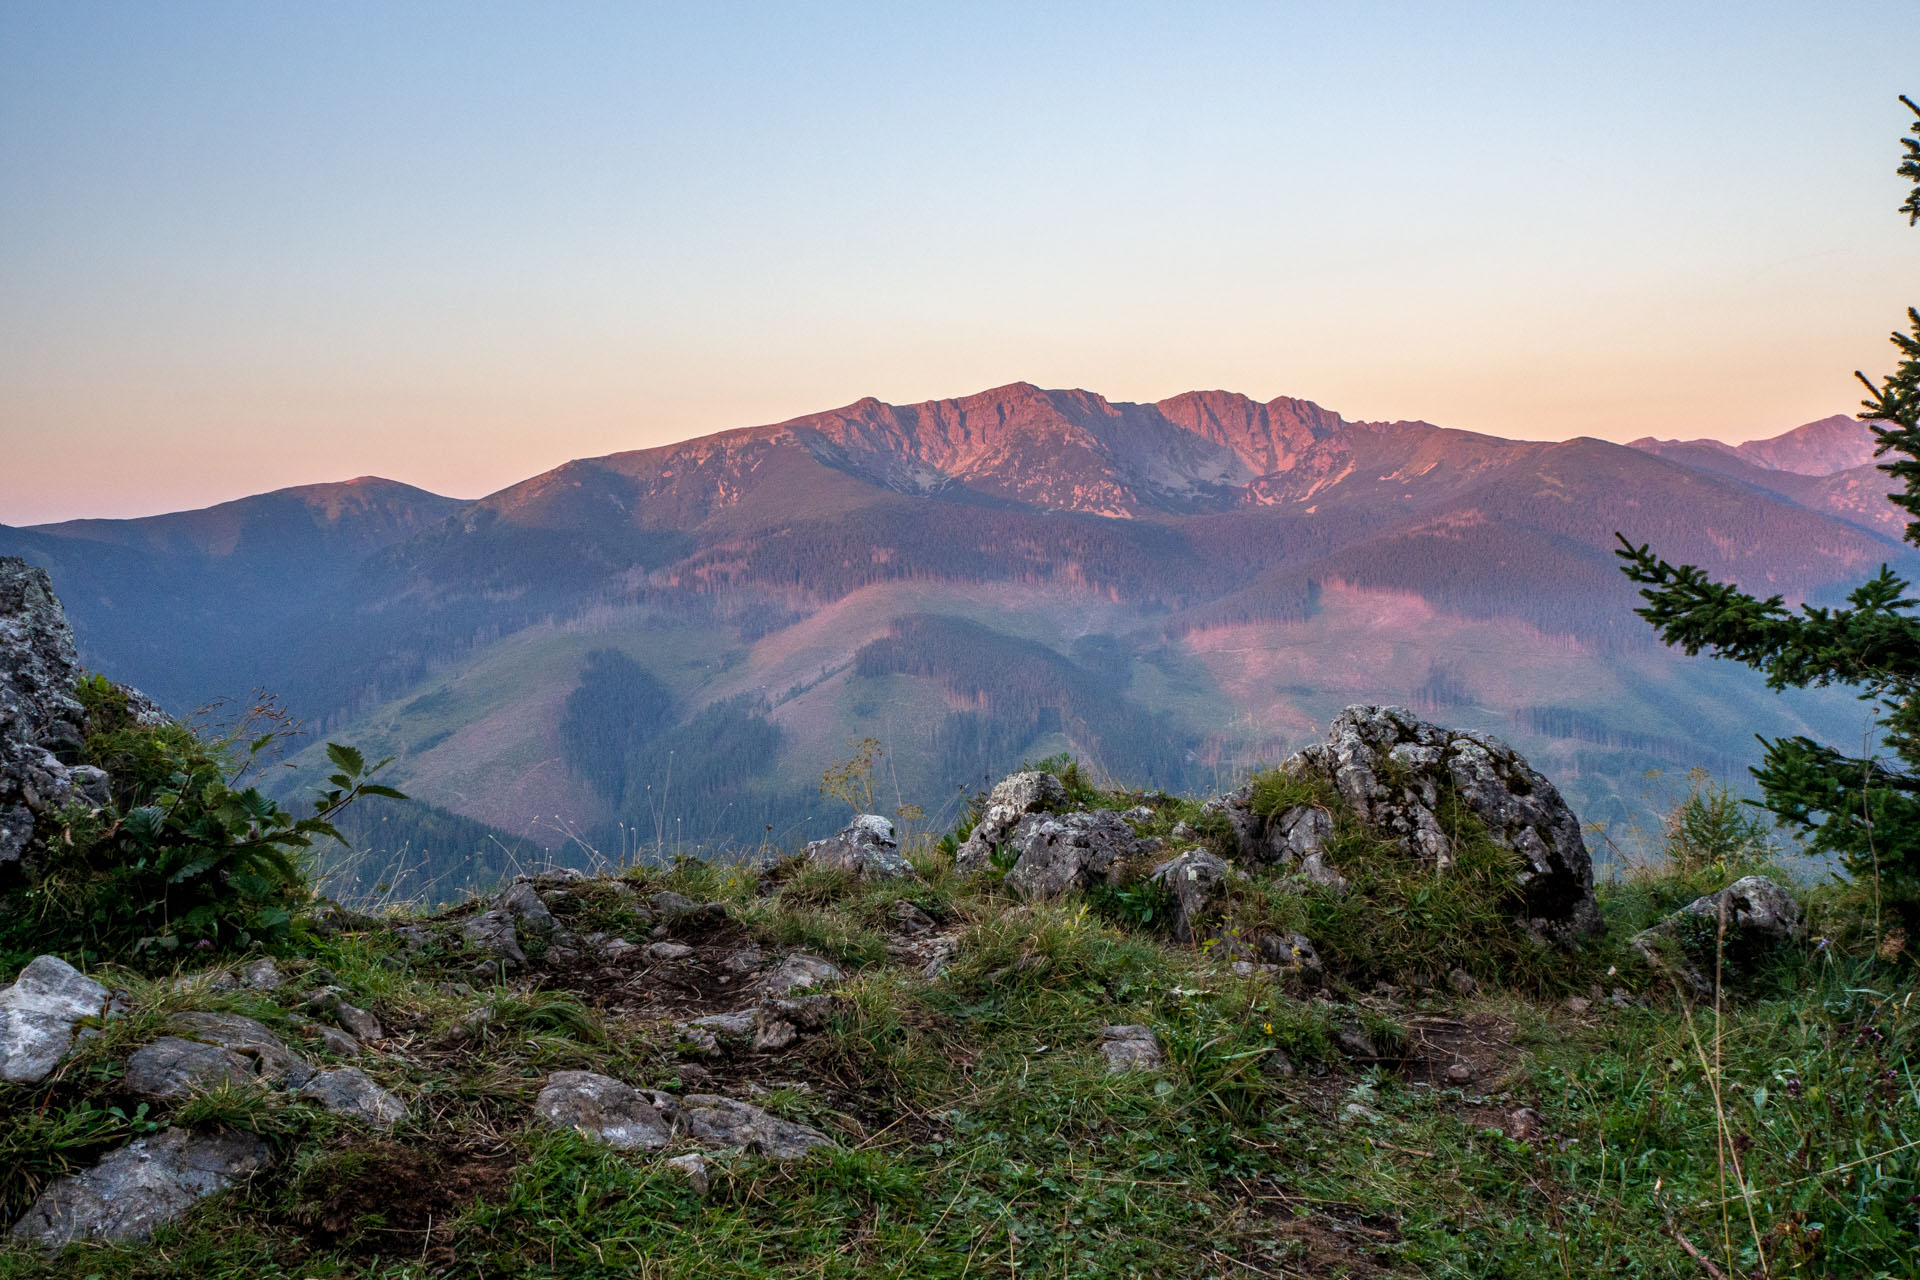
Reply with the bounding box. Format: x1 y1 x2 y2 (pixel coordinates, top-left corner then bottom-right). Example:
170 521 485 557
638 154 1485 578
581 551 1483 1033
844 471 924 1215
1 678 399 968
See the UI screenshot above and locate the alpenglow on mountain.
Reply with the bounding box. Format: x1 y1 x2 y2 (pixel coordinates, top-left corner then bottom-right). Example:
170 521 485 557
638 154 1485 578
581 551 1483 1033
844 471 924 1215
2 384 1905 898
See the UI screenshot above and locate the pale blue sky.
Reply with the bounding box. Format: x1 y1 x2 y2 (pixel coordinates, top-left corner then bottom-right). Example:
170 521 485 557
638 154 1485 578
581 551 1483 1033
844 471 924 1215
2 2 1916 522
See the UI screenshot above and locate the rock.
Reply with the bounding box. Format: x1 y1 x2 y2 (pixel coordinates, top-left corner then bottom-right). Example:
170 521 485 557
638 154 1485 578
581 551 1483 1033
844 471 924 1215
647 941 695 962
1447 968 1478 996
1255 932 1325 986
1099 1024 1165 1073
123 1037 258 1101
722 947 769 974
1444 1062 1475 1084
1632 875 1804 996
665 1151 711 1196
954 771 1068 875
313 1026 362 1057
890 899 936 934
0 559 89 877
659 1093 835 1160
759 953 844 996
1147 849 1235 942
920 937 959 980
171 1011 314 1087
239 958 284 991
299 1067 406 1128
651 890 697 914
1505 1106 1543 1141
306 990 383 1042
461 909 526 968
1004 810 1156 899
1264 706 1600 939
805 814 916 880
534 1070 676 1151
9 1127 270 1248
306 900 380 936
0 955 113 1084
498 882 556 934
1564 996 1592 1015
392 925 434 953
1122 806 1155 823
752 1019 797 1051
1333 1022 1378 1060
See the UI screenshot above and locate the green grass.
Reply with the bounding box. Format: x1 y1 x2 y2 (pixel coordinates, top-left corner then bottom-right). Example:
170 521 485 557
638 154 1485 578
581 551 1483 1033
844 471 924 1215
2 817 1916 1278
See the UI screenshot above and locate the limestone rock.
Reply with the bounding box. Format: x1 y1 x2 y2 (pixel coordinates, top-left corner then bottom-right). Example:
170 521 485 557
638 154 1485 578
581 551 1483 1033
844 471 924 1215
123 1037 257 1101
665 1151 711 1196
1633 875 1804 996
534 1070 676 1151
299 1067 406 1129
1148 849 1235 942
890 899 935 934
171 1011 314 1087
659 1092 835 1160
1255 931 1325 986
306 990 383 1042
461 909 526 967
806 813 916 879
1003 810 1155 899
1273 706 1600 939
9 1127 269 1248
954 771 1068 876
759 953 844 996
239 958 285 991
0 955 113 1085
1099 1025 1165 1073
647 941 694 962
498 881 556 934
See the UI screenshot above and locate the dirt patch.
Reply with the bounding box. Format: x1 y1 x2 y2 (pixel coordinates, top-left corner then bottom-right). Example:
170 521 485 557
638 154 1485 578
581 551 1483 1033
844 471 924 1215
539 918 764 1021
1224 1173 1403 1277
289 1138 516 1258
1403 1011 1535 1131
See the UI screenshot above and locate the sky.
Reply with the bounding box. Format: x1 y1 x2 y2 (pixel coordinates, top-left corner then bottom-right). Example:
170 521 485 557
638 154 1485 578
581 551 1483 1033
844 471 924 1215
1 2 1917 524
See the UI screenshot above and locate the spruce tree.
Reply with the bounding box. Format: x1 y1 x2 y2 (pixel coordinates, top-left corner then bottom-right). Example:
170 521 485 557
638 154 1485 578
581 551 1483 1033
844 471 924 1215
1615 96 1920 924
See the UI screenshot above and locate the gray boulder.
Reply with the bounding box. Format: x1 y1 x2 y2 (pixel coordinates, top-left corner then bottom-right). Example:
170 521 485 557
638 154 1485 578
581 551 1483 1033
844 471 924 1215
0 954 113 1085
1003 809 1155 899
534 1070 676 1151
462 909 527 967
805 814 916 880
1634 875 1804 996
954 771 1068 876
1270 706 1600 939
299 1067 407 1129
9 1127 269 1249
1147 849 1236 942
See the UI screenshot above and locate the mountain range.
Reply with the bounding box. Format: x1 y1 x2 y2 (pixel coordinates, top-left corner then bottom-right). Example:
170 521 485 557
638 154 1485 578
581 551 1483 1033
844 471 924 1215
3 384 1907 898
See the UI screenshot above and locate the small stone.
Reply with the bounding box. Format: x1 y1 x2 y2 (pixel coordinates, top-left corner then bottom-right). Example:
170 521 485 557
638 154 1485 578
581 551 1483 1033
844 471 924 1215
890 900 936 934
239 958 284 991
299 1066 406 1128
805 814 917 880
313 1026 361 1057
461 909 526 967
498 882 556 934
1505 1106 1543 1141
308 990 383 1042
759 953 844 996
665 1151 710 1197
1444 1062 1474 1084
722 948 769 974
123 1037 256 1101
1099 1024 1165 1073
172 1011 314 1087
1447 968 1478 996
651 891 697 914
665 1093 835 1160
1564 996 1591 1016
647 942 695 962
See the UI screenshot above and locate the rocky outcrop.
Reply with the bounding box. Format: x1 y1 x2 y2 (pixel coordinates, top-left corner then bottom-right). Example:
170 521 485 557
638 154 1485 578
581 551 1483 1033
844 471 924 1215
1002 809 1159 899
1 559 92 876
0 954 114 1085
1633 875 1804 996
1231 706 1599 940
805 814 916 880
10 1128 270 1249
954 771 1068 876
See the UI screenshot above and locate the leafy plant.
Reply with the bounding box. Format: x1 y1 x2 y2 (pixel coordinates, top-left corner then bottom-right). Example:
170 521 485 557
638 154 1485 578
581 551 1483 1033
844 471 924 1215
3 679 402 966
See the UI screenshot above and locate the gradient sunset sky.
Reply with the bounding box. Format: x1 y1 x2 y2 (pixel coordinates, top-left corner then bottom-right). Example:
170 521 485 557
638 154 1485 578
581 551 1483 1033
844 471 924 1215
2 2 1916 524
